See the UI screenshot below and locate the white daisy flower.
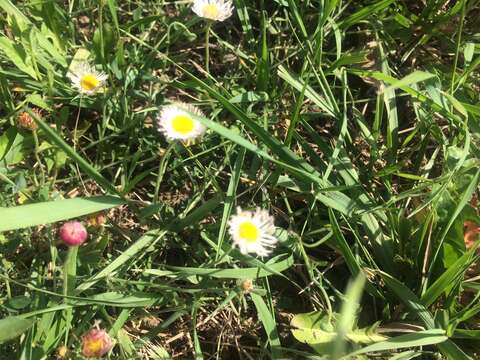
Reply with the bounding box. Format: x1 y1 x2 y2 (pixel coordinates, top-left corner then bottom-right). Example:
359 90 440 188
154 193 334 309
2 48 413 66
228 207 278 257
67 62 107 95
192 0 234 22
157 102 206 142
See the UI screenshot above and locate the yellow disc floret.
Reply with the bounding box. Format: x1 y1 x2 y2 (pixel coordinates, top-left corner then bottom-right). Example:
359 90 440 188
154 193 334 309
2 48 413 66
85 338 103 354
80 74 100 91
238 221 258 243
202 4 219 19
171 115 195 135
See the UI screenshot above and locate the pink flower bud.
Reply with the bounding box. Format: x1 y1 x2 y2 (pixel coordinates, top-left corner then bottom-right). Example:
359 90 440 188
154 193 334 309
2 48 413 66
59 221 88 246
81 328 113 358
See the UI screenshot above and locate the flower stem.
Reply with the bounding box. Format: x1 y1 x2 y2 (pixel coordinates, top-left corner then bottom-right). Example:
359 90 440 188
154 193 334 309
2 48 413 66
32 129 45 185
205 22 212 74
63 245 78 342
154 142 175 203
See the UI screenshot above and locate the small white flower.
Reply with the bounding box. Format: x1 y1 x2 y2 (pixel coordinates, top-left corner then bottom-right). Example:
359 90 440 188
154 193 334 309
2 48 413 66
67 62 107 95
228 207 278 257
192 0 234 22
157 102 206 142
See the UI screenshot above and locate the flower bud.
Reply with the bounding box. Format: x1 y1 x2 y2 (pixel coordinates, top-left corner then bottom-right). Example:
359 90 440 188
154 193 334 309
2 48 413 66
59 221 88 246
81 328 113 358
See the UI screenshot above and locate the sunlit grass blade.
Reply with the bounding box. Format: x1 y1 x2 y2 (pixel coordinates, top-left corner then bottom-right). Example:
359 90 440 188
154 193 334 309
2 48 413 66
251 292 283 358
344 329 448 358
0 196 124 232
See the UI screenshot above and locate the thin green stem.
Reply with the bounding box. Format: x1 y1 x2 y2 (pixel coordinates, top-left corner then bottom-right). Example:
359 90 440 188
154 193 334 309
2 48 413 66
73 97 82 152
450 0 466 95
205 22 212 74
32 130 45 185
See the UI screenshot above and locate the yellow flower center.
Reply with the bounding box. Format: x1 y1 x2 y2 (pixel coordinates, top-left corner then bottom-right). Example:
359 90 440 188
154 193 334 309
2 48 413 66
80 74 100 91
171 114 195 135
238 221 259 243
85 338 103 354
202 3 219 19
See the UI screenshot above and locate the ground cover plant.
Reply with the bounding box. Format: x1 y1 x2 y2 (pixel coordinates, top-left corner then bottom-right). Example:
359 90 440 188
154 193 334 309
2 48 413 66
0 0 479 358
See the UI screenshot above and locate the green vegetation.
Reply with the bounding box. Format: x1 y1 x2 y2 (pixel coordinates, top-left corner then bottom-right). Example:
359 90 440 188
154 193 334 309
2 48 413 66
0 0 479 358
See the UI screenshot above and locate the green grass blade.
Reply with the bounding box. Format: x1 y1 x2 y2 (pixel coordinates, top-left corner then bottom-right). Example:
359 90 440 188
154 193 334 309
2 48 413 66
251 292 283 359
216 147 245 260
378 270 472 360
421 246 480 307
345 329 447 358
332 273 366 358
0 196 125 232
427 168 479 278
383 71 436 93
26 107 122 196
75 229 167 293
338 0 395 30
145 254 294 279
0 316 36 344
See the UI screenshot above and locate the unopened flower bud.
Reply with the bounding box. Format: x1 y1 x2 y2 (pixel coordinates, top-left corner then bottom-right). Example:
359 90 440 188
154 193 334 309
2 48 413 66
59 221 88 246
81 328 113 358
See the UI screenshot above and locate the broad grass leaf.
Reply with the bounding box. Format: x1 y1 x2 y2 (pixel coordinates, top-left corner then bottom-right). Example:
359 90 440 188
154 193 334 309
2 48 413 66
251 293 283 358
34 26 66 67
383 71 436 93
145 254 294 279
338 0 395 30
291 311 386 346
332 274 367 358
421 245 480 307
25 94 52 111
0 129 30 167
0 0 30 27
345 329 447 358
0 316 36 343
0 127 18 161
0 37 37 79
106 0 120 33
0 196 125 232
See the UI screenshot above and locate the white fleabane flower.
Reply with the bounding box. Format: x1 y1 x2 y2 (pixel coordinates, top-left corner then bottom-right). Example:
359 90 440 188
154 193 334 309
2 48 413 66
192 0 234 22
228 207 278 257
157 102 206 142
67 62 107 95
